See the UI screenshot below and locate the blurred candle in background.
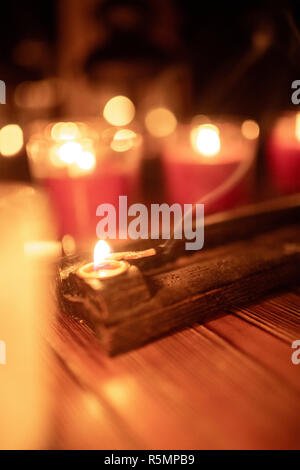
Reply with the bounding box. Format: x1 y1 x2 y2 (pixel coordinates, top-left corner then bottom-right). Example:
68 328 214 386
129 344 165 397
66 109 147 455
0 184 57 450
267 111 300 194
27 117 143 248
143 106 178 202
162 118 259 212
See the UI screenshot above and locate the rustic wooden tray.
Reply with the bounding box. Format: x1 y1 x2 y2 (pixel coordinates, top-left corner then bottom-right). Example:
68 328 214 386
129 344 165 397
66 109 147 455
57 194 300 355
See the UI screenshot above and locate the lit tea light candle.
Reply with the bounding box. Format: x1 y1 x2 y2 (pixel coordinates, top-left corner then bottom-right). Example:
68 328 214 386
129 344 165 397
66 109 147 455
267 111 300 193
77 240 129 280
162 119 258 212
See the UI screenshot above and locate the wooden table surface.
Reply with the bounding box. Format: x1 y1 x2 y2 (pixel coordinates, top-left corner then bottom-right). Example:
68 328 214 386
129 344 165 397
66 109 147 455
49 286 300 450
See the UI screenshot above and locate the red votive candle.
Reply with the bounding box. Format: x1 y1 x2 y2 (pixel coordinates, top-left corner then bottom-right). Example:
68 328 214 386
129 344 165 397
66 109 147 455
162 119 258 213
27 122 142 245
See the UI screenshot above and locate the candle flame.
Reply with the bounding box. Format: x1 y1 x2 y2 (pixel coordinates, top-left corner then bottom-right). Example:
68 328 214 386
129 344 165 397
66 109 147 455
296 113 300 142
58 141 82 164
191 124 220 157
94 240 111 267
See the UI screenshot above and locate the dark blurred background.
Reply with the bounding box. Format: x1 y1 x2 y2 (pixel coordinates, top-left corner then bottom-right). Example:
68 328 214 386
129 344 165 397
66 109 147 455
0 0 299 180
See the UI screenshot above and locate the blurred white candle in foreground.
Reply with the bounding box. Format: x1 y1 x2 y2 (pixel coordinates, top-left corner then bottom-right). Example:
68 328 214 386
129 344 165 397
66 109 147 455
0 184 57 449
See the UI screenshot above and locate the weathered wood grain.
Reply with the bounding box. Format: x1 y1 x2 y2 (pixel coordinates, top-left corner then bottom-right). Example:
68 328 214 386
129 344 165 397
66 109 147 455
163 192 300 257
58 225 300 355
50 289 300 450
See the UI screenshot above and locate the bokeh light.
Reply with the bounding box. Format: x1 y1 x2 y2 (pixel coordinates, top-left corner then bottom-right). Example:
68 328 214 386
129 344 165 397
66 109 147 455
76 151 96 171
0 125 24 157
145 107 177 137
58 142 82 164
241 120 260 140
94 240 111 267
103 96 135 126
111 129 137 152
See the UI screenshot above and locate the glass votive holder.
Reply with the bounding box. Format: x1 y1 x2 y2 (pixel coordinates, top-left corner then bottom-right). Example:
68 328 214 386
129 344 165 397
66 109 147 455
162 117 259 213
27 121 143 247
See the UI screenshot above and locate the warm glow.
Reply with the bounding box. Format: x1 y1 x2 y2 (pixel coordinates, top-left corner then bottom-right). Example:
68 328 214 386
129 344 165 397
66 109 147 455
145 107 177 137
114 129 136 140
191 124 220 156
50 146 67 167
94 240 111 267
62 234 76 256
190 124 219 153
102 378 132 407
241 120 260 140
14 79 58 110
76 151 96 171
82 393 102 418
103 96 135 126
51 122 79 141
111 128 137 152
58 141 82 164
295 113 300 142
24 241 62 259
0 125 23 157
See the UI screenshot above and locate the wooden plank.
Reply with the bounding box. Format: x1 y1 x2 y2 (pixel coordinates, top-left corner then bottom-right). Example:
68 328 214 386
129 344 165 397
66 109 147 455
58 225 300 355
162 192 300 257
50 289 300 449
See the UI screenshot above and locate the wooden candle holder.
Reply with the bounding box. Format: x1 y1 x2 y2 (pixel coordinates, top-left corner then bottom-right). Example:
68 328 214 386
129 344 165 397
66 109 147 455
57 194 300 355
